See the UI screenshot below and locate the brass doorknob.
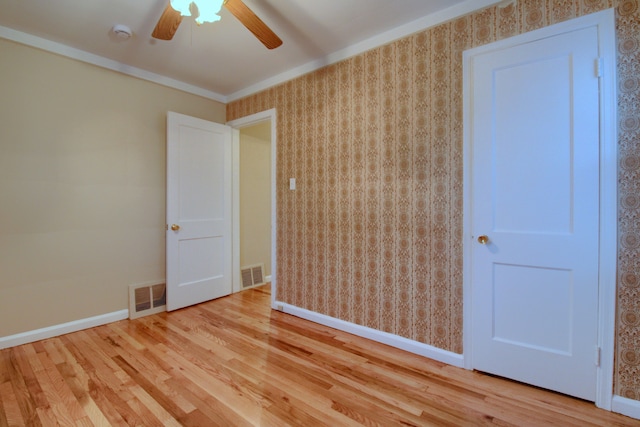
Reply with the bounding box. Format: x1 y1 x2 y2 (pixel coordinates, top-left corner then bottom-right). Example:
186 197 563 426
171 224 180 231
477 235 489 244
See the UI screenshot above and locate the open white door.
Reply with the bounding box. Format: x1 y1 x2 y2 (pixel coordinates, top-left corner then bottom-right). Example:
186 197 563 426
467 23 604 401
166 112 233 311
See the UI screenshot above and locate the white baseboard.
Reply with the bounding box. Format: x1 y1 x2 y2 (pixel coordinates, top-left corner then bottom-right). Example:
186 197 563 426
612 395 640 420
265 275 272 282
0 310 129 350
274 301 464 368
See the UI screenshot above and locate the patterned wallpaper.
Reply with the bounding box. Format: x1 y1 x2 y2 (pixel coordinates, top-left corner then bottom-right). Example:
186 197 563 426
228 0 640 399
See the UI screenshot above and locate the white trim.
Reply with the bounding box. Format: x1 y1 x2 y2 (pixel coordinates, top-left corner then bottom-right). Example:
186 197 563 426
0 310 129 350
612 396 640 420
227 109 278 307
462 8 617 410
462 44 474 373
226 0 502 101
594 8 618 412
231 127 241 295
277 302 464 368
0 25 226 103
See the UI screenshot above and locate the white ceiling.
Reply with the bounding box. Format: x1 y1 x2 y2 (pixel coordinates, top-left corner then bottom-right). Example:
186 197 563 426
0 0 499 101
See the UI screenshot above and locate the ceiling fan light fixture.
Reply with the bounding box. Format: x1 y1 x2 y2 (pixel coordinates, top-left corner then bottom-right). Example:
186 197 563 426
169 0 192 16
195 0 224 24
154 0 281 48
169 0 224 24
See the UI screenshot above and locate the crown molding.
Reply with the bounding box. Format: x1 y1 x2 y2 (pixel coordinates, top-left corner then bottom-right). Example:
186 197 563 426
0 25 227 103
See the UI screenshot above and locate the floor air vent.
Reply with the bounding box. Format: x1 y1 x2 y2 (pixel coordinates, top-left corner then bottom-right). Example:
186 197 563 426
129 282 166 319
241 264 265 288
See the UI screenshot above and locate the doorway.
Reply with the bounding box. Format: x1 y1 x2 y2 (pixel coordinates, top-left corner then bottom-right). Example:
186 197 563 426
228 109 277 308
239 122 272 288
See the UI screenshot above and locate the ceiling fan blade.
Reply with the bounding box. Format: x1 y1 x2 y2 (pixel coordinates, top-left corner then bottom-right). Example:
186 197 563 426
152 3 183 40
223 0 283 49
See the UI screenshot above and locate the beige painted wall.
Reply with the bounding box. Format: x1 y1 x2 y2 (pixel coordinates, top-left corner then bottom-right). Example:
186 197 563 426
239 122 272 277
0 38 225 337
228 0 640 400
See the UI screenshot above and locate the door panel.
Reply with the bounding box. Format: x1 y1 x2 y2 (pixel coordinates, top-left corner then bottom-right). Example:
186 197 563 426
492 264 572 354
470 26 600 401
167 112 232 311
493 56 572 234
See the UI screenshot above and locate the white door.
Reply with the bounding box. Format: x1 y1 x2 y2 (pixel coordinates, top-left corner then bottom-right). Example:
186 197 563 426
468 26 600 401
166 112 233 311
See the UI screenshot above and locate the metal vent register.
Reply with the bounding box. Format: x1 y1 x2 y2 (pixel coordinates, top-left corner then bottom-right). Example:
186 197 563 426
129 282 166 319
241 264 265 288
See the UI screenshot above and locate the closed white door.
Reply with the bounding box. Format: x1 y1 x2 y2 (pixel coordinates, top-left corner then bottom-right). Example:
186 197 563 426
468 26 600 401
166 112 233 311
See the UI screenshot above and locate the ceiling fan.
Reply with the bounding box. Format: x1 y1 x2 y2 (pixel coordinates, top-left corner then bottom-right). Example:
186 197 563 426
152 0 282 49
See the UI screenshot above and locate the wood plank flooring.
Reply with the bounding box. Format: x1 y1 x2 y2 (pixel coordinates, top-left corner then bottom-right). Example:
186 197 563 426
0 285 637 426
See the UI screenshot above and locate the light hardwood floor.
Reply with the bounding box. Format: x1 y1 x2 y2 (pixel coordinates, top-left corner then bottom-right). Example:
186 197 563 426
1 284 637 426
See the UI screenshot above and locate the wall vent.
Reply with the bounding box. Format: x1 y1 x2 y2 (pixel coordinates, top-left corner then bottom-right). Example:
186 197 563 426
241 264 265 288
129 282 166 319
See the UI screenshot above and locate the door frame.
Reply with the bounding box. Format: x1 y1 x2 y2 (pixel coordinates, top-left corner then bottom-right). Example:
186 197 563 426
227 108 278 308
462 9 617 410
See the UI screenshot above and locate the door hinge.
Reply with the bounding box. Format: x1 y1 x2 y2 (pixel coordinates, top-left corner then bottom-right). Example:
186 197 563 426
595 346 601 367
595 58 604 78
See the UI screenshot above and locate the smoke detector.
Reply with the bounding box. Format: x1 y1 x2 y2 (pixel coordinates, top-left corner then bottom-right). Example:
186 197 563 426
112 24 133 40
